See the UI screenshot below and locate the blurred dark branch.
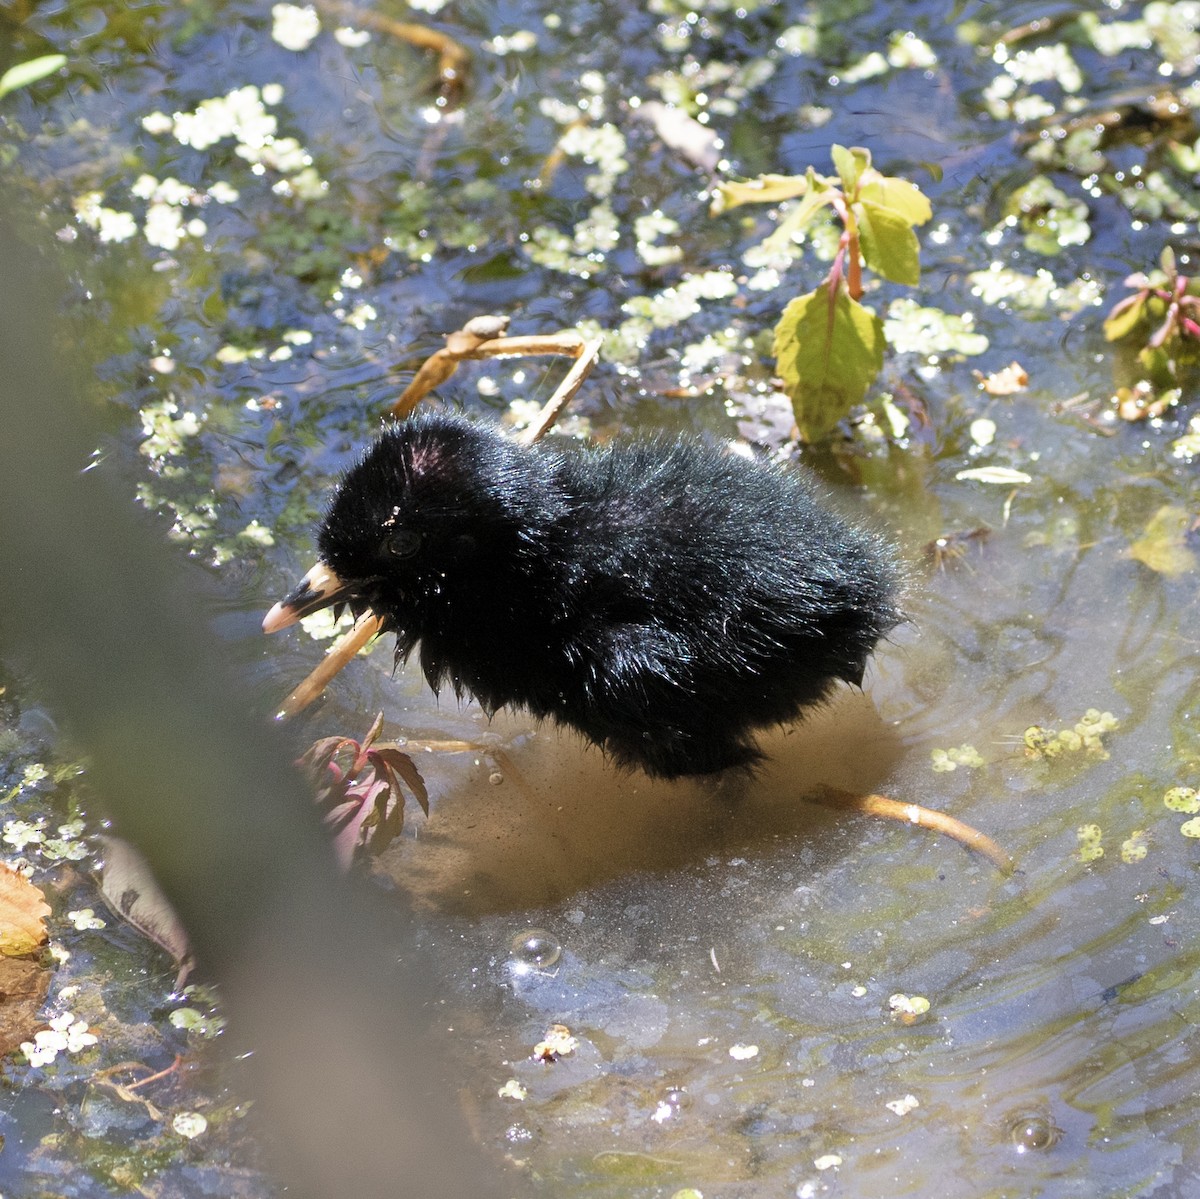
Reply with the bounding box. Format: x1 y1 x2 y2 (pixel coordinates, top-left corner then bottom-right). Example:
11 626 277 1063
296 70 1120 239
0 213 505 1198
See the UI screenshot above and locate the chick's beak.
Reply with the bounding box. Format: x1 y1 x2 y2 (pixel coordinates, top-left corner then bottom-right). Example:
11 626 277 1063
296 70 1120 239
262 562 352 633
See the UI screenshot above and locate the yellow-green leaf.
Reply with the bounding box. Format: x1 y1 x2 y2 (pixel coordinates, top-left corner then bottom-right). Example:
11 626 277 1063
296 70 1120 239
857 199 921 285
1103 294 1148 342
858 173 932 226
1128 505 1198 577
773 280 885 441
0 55 67 101
831 144 870 196
711 173 811 214
761 183 838 253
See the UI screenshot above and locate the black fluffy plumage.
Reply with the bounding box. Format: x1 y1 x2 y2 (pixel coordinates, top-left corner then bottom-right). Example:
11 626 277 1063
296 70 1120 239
268 413 900 779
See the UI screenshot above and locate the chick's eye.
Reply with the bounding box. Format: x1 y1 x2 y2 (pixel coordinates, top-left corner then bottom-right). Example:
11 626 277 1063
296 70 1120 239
385 528 422 559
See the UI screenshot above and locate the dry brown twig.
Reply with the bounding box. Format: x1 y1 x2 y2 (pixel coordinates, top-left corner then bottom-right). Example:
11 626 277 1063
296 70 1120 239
811 788 1014 875
313 0 470 100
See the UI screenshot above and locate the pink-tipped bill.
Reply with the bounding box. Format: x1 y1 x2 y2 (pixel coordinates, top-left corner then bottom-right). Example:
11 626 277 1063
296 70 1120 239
262 561 349 633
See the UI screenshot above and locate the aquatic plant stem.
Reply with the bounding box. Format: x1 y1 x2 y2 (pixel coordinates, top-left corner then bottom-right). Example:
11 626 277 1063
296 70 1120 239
811 786 1014 875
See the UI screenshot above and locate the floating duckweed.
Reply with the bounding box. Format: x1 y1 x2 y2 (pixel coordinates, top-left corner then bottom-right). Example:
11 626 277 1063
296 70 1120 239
633 211 683 267
839 51 889 84
333 25 370 47
271 4 320 52
169 1005 226 1039
1000 177 1091 255
887 32 937 70
73 191 138 243
1079 709 1119 733
532 1023 577 1061
1172 416 1200 462
558 122 628 199
172 1111 208 1139
525 202 619 276
1024 711 1118 760
1057 729 1083 753
21 1013 98 1067
1181 818 1200 839
998 41 1083 91
931 744 984 772
883 299 989 357
885 1093 920 1116
138 399 204 461
67 908 107 930
887 993 930 1024
1076 824 1104 862
968 264 1100 315
20 763 48 789
1163 786 1200 813
653 1086 691 1123
3 818 45 850
1120 831 1149 864
498 1078 527 1101
297 606 355 642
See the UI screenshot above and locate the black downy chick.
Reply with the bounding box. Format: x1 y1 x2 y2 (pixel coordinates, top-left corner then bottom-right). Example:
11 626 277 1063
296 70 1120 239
264 413 901 779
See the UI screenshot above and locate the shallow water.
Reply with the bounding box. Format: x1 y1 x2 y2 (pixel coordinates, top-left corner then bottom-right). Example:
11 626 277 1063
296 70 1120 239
4 0 1200 1195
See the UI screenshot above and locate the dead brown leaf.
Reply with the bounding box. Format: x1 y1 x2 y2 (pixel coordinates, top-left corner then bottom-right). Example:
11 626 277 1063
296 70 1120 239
0 863 50 957
975 361 1029 395
0 955 52 1058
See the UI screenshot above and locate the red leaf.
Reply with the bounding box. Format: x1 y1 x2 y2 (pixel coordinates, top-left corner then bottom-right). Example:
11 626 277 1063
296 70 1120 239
372 747 429 816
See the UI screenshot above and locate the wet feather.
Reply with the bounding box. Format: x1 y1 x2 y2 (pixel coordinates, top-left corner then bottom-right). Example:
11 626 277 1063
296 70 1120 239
309 413 901 779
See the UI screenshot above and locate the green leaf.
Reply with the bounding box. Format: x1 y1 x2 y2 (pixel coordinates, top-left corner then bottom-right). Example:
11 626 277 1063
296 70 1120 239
0 54 67 100
1137 342 1174 384
858 173 932 227
831 144 870 196
711 173 811 214
761 179 838 253
1103 293 1148 342
773 280 885 441
856 200 921 285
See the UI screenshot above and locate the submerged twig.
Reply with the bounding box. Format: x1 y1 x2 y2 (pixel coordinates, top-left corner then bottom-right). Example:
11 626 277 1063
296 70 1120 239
277 612 383 719
810 786 1014 875
314 0 470 101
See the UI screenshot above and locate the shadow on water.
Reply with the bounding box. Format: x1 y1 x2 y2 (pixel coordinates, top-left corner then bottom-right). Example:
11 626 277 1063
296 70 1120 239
386 690 904 915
